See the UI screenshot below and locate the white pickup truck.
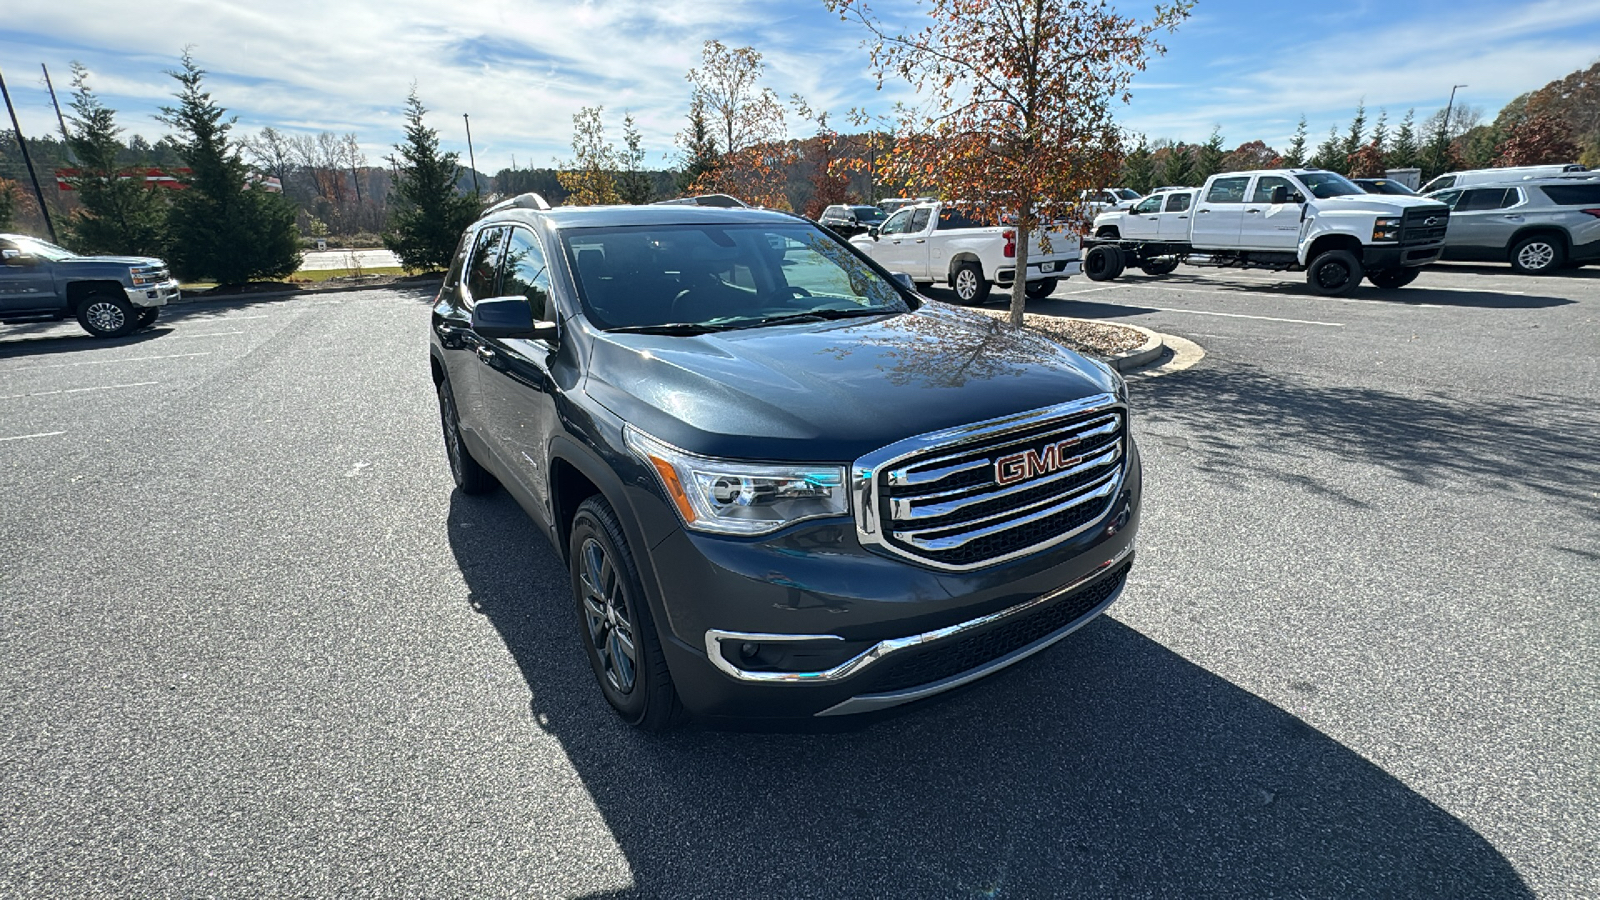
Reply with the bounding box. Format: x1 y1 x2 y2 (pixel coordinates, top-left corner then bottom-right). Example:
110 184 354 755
850 201 1081 303
1084 168 1451 295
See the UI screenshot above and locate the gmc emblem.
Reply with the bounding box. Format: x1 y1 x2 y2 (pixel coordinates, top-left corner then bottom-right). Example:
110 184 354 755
995 439 1084 486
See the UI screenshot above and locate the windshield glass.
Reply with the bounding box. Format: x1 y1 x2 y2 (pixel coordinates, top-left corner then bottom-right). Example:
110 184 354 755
1114 188 1141 200
1294 172 1365 199
851 206 886 223
563 223 910 332
9 236 76 261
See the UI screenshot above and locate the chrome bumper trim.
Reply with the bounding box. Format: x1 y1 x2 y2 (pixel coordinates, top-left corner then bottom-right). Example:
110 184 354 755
124 280 180 308
703 542 1132 685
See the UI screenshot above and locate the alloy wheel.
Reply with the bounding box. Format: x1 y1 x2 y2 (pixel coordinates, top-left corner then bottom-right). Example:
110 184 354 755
439 385 465 482
955 268 979 300
85 301 126 333
1518 242 1555 271
580 537 637 694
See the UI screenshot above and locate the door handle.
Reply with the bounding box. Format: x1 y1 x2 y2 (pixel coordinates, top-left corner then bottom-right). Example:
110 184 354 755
1198 209 1210 214
1246 209 1261 214
915 239 926 243
1502 215 1524 221
476 345 496 363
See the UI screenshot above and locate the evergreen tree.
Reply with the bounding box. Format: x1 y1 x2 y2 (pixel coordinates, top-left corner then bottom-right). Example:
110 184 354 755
157 51 300 283
1119 134 1155 194
1341 102 1367 161
615 113 655 204
1311 125 1344 172
676 95 720 193
63 62 168 257
1158 143 1196 187
383 89 481 272
1371 109 1389 157
1390 109 1419 169
1283 116 1308 166
0 178 17 230
1195 126 1226 180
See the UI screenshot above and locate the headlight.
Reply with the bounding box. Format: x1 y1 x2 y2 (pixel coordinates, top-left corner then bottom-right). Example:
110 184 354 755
625 427 849 535
1372 217 1402 242
129 267 160 285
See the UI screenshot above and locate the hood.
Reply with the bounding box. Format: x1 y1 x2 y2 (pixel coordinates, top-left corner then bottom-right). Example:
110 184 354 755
582 302 1115 462
1315 194 1448 216
57 255 166 268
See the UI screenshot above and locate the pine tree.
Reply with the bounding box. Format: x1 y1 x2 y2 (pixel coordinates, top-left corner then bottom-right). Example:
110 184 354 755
1158 143 1196 187
63 62 168 257
383 89 481 272
676 95 720 193
1283 116 1308 166
1311 125 1344 172
0 178 18 230
1371 109 1389 157
1390 109 1419 169
1195 126 1226 180
1119 134 1155 194
157 51 300 283
1341 102 1367 161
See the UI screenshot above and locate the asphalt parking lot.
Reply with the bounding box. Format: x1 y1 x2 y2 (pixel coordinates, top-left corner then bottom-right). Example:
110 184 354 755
1 263 1595 898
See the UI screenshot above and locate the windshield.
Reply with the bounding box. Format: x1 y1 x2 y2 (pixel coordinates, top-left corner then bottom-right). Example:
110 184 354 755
8 236 76 261
851 206 886 223
1113 188 1141 200
1294 172 1365 199
563 223 910 332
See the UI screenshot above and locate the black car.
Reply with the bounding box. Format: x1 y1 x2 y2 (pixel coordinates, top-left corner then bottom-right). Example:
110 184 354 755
818 204 888 238
1354 178 1418 196
430 195 1141 729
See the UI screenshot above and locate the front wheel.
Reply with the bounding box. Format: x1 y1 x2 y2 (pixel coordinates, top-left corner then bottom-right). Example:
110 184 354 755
1306 249 1363 296
570 496 684 731
135 308 160 329
1366 268 1419 289
1510 235 1565 274
76 292 137 338
950 261 992 305
1139 258 1179 276
1024 278 1058 300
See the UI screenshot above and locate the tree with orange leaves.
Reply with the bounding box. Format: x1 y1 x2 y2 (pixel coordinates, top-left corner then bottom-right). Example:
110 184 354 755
828 0 1190 324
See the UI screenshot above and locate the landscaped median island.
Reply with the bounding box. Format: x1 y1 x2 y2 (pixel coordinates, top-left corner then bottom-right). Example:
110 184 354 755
968 307 1150 359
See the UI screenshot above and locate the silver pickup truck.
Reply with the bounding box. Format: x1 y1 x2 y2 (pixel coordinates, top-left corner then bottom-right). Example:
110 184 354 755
0 234 180 337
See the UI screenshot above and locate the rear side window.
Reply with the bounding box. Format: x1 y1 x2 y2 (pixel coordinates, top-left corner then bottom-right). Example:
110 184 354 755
1539 184 1600 205
1165 192 1192 213
1206 177 1250 203
465 226 507 305
1457 188 1517 211
936 208 986 229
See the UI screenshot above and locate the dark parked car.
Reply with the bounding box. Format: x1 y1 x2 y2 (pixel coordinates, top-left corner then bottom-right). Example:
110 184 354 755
818 204 887 238
1426 178 1600 273
0 234 177 336
1354 178 1418 196
430 195 1141 729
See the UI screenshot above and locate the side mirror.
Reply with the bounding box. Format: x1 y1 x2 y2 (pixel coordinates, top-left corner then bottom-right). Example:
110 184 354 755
890 272 916 292
472 296 558 341
867 225 880 239
1290 190 1305 204
1268 186 1289 205
2 249 36 266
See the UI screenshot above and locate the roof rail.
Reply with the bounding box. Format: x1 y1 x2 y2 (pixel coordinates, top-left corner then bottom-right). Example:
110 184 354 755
482 192 552 216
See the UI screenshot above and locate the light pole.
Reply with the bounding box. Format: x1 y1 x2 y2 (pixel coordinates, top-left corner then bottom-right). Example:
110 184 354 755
463 113 480 195
1443 84 1467 138
0 65 58 243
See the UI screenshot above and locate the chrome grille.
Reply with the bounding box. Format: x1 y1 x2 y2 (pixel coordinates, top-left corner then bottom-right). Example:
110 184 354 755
853 395 1126 571
1402 206 1449 245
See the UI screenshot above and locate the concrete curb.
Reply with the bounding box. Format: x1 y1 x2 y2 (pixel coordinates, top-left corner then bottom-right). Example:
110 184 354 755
1108 322 1165 372
169 278 443 307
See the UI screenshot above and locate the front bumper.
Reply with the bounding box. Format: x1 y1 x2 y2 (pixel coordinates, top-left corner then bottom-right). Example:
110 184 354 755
1364 242 1443 269
124 279 181 308
634 442 1141 719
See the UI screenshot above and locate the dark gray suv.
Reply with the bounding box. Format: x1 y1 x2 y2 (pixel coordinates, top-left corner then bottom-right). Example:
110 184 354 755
1426 179 1600 273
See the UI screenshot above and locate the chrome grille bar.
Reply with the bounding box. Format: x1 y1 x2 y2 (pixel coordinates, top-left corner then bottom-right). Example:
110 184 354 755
892 471 1120 551
890 443 1121 520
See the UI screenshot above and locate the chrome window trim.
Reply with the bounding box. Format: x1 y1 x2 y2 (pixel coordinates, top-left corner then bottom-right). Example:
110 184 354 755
703 543 1132 684
852 394 1126 571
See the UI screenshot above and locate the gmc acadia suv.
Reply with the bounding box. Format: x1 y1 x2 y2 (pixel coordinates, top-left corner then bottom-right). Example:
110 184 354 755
429 195 1141 729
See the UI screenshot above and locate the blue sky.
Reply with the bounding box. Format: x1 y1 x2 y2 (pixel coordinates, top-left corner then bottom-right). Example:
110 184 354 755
2 0 1597 173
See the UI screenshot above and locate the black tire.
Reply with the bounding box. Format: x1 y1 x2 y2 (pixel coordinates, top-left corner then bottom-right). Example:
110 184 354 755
135 307 160 329
1366 268 1419 289
570 496 684 731
1084 245 1124 282
1095 227 1121 239
1024 278 1058 300
1306 249 1363 296
76 292 137 338
950 261 992 305
436 377 498 495
1139 258 1179 276
1509 234 1565 274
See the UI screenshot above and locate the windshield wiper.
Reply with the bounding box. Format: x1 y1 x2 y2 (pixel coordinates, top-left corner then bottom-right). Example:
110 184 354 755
718 309 893 330
605 322 718 335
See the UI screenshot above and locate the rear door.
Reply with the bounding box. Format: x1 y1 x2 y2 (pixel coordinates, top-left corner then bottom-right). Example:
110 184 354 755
1191 176 1251 248
1239 175 1303 250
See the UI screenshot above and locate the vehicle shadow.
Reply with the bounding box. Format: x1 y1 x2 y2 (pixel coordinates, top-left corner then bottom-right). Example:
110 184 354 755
1063 271 1576 310
1431 261 1600 279
447 489 1531 899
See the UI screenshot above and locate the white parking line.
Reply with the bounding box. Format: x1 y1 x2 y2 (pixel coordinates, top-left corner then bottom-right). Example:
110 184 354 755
0 381 160 401
1145 307 1344 326
169 331 246 339
1124 282 1440 308
0 431 66 442
3 347 212 368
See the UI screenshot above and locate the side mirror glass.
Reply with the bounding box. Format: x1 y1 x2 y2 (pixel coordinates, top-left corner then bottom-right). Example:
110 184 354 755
472 296 557 341
890 272 915 292
1268 185 1289 205
867 225 880 239
1290 190 1306 204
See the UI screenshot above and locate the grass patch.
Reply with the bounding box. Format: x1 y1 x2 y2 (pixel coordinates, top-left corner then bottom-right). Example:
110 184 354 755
292 266 407 283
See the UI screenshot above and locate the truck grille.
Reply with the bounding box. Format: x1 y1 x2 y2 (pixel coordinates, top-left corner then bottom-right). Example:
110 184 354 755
1401 206 1449 245
853 395 1126 571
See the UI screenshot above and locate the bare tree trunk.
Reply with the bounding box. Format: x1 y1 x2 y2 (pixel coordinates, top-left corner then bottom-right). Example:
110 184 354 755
1009 206 1030 326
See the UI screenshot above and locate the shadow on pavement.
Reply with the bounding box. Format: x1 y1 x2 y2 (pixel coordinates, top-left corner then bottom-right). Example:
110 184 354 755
1430 261 1600 279
447 489 1530 899
1039 271 1575 310
1135 361 1600 513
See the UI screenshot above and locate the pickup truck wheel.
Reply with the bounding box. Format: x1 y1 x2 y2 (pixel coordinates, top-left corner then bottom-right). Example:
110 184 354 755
1139 258 1179 276
1510 235 1564 274
1306 249 1363 296
1084 245 1124 282
1366 268 1419 289
436 377 498 495
570 496 684 731
1024 278 1058 300
135 308 160 329
76 292 137 338
951 261 991 305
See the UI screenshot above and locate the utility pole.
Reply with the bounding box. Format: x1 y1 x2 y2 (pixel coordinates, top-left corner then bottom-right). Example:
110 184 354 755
0 65 59 243
1443 84 1467 139
41 64 73 155
463 113 480 195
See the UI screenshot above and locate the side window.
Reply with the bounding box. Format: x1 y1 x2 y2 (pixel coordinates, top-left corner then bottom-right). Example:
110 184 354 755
1134 196 1163 214
501 227 554 324
1205 177 1250 204
465 226 507 305
822 206 843 220
1432 190 1464 209
1165 192 1193 213
1251 175 1294 203
1498 188 1522 209
879 209 912 235
1425 175 1456 193
909 208 932 232
1457 189 1510 212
